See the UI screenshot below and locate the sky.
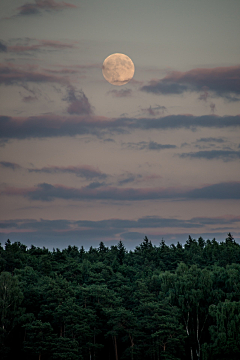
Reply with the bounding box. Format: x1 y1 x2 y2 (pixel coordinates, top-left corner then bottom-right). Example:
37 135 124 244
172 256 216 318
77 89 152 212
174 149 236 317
0 0 240 250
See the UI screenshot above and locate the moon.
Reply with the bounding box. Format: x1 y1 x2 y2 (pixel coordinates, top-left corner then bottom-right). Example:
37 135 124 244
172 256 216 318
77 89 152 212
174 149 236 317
102 53 135 86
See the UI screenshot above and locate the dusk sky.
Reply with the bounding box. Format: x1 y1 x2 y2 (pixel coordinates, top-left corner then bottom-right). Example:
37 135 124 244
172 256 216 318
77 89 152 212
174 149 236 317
0 0 240 250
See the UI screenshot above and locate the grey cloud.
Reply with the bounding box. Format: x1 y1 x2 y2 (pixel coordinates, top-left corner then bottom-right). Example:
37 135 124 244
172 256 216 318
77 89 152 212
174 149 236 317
28 165 107 179
141 105 167 117
0 63 68 86
5 181 240 202
180 150 240 161
0 161 22 170
186 182 240 199
141 82 189 95
0 41 7 52
117 175 142 186
125 141 176 151
16 0 77 16
64 86 93 115
140 65 240 101
0 114 240 142
196 137 225 143
107 89 132 98
1 217 239 250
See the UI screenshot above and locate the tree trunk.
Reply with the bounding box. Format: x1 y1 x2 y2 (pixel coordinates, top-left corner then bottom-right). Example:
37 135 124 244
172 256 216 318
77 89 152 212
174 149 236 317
129 333 134 360
114 335 118 360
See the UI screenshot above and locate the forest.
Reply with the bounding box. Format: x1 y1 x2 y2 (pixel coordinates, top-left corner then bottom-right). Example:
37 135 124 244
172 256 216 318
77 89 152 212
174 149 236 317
1 233 240 360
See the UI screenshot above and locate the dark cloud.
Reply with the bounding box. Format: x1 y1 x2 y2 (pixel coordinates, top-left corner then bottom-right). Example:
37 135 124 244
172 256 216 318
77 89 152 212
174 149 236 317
0 41 7 52
16 0 77 16
186 182 240 199
140 65 240 101
64 86 93 115
0 114 240 142
0 161 22 170
107 89 132 98
125 141 176 151
180 150 240 161
117 175 142 186
28 164 107 179
141 81 189 95
4 181 240 202
196 137 225 143
129 115 240 131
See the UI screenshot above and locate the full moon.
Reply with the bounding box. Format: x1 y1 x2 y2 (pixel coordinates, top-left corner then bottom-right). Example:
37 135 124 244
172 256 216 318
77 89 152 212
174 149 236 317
102 53 135 86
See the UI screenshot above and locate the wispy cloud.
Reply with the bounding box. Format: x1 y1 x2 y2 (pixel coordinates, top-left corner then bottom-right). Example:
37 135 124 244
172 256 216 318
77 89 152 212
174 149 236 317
107 89 132 98
6 39 77 53
0 63 68 86
3 181 240 202
141 65 240 101
179 150 240 161
124 141 176 151
28 164 107 179
1 114 240 142
141 105 167 116
0 161 22 170
15 0 77 16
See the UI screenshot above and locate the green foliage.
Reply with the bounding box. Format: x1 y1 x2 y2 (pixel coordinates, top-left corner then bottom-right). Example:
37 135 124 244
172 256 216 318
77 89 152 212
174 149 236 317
0 233 240 359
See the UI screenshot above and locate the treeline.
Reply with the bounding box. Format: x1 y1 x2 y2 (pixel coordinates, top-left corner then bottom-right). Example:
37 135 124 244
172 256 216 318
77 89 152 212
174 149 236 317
0 233 240 360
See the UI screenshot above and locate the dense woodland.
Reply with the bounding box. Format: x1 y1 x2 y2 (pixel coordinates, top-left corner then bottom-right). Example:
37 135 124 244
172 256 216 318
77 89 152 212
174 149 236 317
1 233 240 360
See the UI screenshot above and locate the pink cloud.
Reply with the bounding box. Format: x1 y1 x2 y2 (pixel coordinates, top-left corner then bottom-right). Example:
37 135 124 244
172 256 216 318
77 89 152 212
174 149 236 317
16 0 77 15
141 65 240 100
0 62 68 86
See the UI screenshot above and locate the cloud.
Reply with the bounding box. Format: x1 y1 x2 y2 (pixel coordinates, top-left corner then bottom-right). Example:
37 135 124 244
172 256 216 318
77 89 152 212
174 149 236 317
3 182 184 202
196 137 225 143
4 181 240 202
125 141 176 151
22 96 38 102
0 114 240 142
141 105 167 116
0 161 22 170
210 102 216 113
0 63 68 86
186 182 240 199
64 86 93 115
117 174 142 186
7 40 76 53
180 150 240 161
28 165 107 179
140 65 240 101
0 216 239 248
16 0 77 16
0 41 7 52
107 89 132 98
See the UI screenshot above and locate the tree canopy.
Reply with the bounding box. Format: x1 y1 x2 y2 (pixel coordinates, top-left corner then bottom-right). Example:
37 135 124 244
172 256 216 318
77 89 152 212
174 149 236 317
0 233 240 360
